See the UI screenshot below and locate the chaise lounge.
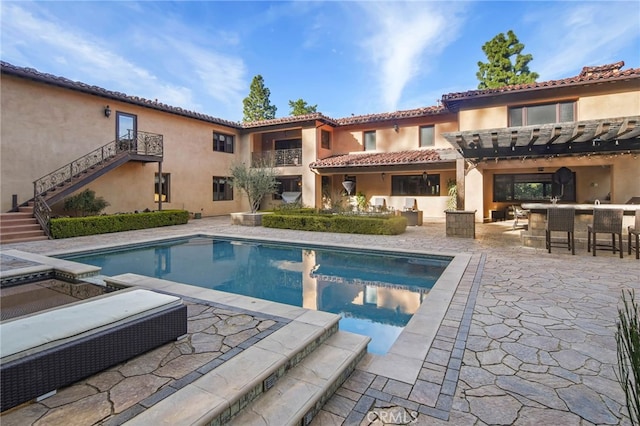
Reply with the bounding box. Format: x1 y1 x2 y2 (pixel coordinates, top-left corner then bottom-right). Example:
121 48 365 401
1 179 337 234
0 288 187 412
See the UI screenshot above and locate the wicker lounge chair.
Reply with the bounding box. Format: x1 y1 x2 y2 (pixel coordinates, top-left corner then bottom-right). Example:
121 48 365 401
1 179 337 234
0 288 187 412
587 208 624 258
546 207 575 255
628 210 640 259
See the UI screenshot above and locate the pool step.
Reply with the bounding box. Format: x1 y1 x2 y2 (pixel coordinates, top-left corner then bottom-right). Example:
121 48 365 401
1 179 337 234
227 330 370 426
123 307 366 426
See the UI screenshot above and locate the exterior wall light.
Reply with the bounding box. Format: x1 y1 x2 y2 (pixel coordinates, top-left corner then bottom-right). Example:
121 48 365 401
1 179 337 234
393 124 399 133
104 105 111 118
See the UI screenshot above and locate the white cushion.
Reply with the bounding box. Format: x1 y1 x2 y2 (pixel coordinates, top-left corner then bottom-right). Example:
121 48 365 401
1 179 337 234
1 289 181 362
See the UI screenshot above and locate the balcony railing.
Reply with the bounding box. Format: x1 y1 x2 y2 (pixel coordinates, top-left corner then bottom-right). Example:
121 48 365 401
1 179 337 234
252 148 302 167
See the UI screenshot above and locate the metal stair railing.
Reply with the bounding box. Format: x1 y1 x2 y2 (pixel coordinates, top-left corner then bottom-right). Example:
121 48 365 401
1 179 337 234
32 130 163 237
33 194 52 238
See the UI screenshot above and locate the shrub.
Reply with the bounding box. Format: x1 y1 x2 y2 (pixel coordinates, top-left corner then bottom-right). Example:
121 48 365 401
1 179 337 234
616 289 640 425
50 210 189 238
262 212 407 235
63 189 110 217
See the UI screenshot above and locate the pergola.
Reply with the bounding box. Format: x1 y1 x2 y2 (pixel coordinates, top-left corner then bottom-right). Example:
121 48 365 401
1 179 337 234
442 115 640 161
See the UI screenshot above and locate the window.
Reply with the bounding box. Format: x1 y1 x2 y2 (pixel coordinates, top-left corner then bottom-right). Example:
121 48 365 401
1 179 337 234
154 173 170 202
321 130 331 149
419 126 435 147
273 176 302 199
493 173 576 202
213 132 234 153
364 131 376 151
391 174 440 196
509 101 575 126
213 176 233 201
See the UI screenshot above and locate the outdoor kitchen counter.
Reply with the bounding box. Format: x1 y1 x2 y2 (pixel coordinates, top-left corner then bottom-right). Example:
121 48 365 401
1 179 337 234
520 203 639 248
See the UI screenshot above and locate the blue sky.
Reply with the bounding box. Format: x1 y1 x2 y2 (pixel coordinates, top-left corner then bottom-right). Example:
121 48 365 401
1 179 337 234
2 1 639 122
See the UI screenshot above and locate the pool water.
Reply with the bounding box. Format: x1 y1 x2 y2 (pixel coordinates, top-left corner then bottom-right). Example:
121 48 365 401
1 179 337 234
63 237 451 354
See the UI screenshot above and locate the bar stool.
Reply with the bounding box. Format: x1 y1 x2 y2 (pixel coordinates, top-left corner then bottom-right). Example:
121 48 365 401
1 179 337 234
587 208 624 258
546 207 575 255
628 210 640 259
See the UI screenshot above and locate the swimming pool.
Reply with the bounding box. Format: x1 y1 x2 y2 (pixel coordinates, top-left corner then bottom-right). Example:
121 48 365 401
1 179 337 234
63 237 451 354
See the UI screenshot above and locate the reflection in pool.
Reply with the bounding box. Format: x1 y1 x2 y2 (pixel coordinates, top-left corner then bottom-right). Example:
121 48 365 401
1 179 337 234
63 237 451 354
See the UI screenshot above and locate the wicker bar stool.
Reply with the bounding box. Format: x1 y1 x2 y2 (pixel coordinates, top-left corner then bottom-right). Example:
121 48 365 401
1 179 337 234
546 207 575 255
587 208 624 258
628 210 640 260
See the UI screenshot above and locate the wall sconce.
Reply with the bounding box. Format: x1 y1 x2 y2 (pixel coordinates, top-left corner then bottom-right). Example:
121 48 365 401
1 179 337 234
104 105 111 118
393 124 399 133
422 171 428 182
381 172 386 181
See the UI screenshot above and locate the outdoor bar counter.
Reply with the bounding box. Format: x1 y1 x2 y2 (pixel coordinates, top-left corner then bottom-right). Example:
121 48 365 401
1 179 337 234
520 203 640 248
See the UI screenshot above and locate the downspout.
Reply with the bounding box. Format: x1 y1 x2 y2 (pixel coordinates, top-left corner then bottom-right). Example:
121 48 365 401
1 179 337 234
158 161 163 211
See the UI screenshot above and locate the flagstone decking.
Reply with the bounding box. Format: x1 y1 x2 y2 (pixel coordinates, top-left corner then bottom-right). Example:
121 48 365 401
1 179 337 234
1 216 638 425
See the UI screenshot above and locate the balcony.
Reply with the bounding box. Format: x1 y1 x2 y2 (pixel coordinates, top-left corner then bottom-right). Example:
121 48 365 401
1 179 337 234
252 149 302 167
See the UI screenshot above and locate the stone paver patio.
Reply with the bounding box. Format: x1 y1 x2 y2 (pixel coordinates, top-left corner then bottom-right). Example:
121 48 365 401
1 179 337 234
1 216 638 425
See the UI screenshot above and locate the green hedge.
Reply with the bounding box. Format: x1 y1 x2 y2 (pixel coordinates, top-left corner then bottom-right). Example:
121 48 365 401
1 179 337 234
262 213 407 235
50 210 190 239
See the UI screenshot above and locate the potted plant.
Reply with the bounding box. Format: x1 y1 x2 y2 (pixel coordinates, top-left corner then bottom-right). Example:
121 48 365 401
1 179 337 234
229 159 279 226
444 178 476 238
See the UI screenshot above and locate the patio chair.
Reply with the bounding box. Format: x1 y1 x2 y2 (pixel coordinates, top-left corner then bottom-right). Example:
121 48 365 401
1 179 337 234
404 198 417 211
628 210 640 259
372 198 386 212
510 205 529 230
546 207 575 255
587 208 624 258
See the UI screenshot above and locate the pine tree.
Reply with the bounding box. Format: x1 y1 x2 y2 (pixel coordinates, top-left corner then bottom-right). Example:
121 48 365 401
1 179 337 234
242 75 277 122
476 30 539 89
288 98 318 116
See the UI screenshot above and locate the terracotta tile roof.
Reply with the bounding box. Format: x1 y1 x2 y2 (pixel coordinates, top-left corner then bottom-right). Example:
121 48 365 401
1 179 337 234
240 113 339 128
309 149 458 169
441 61 640 105
3 60 636 131
0 61 242 129
335 106 447 126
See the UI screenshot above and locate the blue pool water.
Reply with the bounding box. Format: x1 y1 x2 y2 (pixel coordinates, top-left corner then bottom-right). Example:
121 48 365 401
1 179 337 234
63 237 451 354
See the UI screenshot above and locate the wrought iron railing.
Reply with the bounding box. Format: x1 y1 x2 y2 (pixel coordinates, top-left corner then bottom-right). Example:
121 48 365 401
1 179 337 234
32 130 163 237
33 195 52 238
33 130 163 197
251 148 302 167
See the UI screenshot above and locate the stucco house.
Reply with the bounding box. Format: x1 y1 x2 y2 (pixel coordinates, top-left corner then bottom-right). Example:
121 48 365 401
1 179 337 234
1 60 638 242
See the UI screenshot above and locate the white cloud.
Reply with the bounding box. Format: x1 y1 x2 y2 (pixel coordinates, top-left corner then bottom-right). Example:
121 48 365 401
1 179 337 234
526 2 640 79
0 3 248 118
356 2 467 112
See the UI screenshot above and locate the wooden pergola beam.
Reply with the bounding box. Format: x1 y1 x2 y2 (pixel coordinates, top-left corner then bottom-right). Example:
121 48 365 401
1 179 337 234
545 126 563 146
565 124 586 143
593 122 611 140
527 128 540 148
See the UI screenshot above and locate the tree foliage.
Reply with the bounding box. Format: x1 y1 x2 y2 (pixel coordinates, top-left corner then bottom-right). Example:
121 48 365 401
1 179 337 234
242 75 277 122
63 189 110 217
288 98 317 116
229 160 279 213
476 30 539 89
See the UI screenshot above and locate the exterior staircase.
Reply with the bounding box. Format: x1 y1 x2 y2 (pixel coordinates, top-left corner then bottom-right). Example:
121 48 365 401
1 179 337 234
4 131 164 244
0 205 47 243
